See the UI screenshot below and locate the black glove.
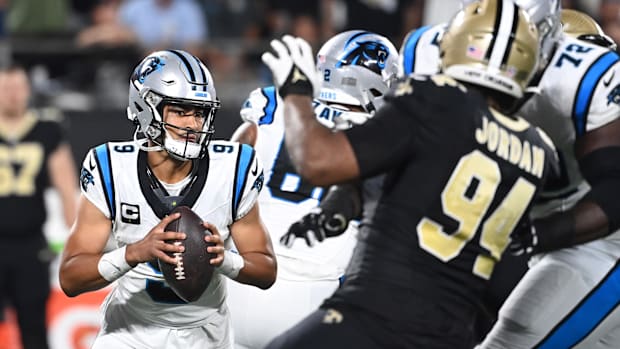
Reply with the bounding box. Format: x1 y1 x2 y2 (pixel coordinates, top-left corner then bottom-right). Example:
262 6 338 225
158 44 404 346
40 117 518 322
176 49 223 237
508 219 539 256
280 208 349 248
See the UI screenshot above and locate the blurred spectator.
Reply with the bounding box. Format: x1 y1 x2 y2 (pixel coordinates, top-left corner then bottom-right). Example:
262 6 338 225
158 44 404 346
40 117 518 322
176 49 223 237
265 2 323 46
118 0 208 56
6 0 70 34
601 0 620 48
325 0 424 46
76 0 137 48
0 65 78 349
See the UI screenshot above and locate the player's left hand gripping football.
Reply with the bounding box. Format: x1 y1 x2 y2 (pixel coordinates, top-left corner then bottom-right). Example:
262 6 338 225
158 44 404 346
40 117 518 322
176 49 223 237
261 35 321 98
203 221 225 266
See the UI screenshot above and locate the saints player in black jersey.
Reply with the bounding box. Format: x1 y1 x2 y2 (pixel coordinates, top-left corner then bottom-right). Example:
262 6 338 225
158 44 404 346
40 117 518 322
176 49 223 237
0 65 78 349
261 0 559 348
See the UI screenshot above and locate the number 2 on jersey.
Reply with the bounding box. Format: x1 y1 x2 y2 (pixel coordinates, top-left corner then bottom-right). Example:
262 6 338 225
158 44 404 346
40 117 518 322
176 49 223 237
417 150 536 279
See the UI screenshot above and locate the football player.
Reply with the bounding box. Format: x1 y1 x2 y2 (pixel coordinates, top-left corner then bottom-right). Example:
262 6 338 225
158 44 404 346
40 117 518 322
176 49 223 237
0 66 78 349
479 1 620 348
59 50 276 349
398 0 620 347
226 30 398 349
261 0 558 348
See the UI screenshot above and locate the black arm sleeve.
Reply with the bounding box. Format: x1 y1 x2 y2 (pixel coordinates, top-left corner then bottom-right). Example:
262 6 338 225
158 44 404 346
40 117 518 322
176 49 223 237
534 147 620 252
344 101 415 179
579 146 620 232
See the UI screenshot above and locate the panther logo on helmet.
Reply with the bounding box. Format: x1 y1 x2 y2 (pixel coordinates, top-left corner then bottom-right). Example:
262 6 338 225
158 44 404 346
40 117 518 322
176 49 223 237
337 39 391 74
134 56 166 84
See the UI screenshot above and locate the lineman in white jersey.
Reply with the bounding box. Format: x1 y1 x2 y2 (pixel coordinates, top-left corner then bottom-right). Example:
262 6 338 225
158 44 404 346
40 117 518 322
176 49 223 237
227 30 399 349
401 1 620 348
59 50 276 349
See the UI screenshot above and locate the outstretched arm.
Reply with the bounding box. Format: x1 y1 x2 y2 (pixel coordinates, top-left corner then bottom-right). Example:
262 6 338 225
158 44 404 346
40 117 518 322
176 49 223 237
262 35 361 186
282 95 360 185
230 121 258 146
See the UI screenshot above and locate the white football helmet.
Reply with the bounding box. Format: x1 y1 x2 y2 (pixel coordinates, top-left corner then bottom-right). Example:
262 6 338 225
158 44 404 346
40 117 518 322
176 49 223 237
127 50 220 160
314 30 399 130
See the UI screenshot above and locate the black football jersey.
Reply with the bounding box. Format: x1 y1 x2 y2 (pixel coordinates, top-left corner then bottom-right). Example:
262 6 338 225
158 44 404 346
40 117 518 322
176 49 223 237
0 112 64 236
329 75 557 320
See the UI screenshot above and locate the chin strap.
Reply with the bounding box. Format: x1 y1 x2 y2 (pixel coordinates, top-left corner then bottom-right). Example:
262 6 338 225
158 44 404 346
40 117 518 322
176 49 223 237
133 127 203 160
134 129 164 152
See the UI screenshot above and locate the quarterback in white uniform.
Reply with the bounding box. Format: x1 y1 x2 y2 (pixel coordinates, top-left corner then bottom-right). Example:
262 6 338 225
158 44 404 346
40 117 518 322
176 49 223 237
226 30 399 349
402 1 620 348
59 50 276 349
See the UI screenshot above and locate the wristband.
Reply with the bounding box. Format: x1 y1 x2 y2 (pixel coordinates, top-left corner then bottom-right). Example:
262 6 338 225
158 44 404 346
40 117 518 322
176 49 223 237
216 250 245 279
97 246 133 282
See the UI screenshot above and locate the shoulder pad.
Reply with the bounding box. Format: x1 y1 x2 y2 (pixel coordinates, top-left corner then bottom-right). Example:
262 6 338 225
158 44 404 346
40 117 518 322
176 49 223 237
239 86 280 125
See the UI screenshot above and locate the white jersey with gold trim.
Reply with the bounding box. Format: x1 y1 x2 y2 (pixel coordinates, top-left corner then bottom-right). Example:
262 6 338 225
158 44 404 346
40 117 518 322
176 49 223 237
79 139 263 329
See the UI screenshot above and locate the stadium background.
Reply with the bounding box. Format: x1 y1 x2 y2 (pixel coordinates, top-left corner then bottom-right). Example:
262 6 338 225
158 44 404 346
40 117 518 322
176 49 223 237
0 0 614 348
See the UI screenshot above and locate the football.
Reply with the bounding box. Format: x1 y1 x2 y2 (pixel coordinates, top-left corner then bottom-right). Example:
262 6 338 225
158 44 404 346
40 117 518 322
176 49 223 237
158 205 216 302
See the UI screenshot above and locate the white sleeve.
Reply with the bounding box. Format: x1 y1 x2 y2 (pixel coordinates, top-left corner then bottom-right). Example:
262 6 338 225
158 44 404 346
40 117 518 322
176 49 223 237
398 24 444 77
586 59 620 133
232 144 265 220
239 86 280 124
79 147 112 219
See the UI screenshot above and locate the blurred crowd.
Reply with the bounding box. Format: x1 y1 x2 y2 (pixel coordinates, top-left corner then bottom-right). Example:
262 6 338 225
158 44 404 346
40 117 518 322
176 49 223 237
0 0 617 111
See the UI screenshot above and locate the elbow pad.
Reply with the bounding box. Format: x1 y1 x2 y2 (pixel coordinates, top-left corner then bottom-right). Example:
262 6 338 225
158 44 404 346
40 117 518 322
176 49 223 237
579 147 620 232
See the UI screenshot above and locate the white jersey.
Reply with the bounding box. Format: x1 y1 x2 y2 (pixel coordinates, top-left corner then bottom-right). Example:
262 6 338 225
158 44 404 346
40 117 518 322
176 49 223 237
398 24 445 77
481 35 620 349
80 140 263 329
227 87 357 349
520 36 620 220
237 86 356 280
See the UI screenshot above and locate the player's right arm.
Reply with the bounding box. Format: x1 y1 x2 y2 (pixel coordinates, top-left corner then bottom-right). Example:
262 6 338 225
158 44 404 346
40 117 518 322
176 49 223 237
59 196 185 297
59 147 186 297
230 121 257 146
230 86 279 146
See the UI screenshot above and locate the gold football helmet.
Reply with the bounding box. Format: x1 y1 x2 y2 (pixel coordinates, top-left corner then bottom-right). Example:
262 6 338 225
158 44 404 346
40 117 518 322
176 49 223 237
561 9 617 50
440 0 539 99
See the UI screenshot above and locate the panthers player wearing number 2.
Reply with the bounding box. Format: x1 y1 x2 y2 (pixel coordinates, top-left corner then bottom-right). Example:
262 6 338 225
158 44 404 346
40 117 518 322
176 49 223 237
227 30 399 349
262 1 558 348
58 50 276 349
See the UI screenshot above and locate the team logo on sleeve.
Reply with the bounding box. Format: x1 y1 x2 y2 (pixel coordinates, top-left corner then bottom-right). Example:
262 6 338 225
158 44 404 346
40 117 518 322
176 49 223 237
252 172 264 192
80 168 94 191
607 84 620 106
